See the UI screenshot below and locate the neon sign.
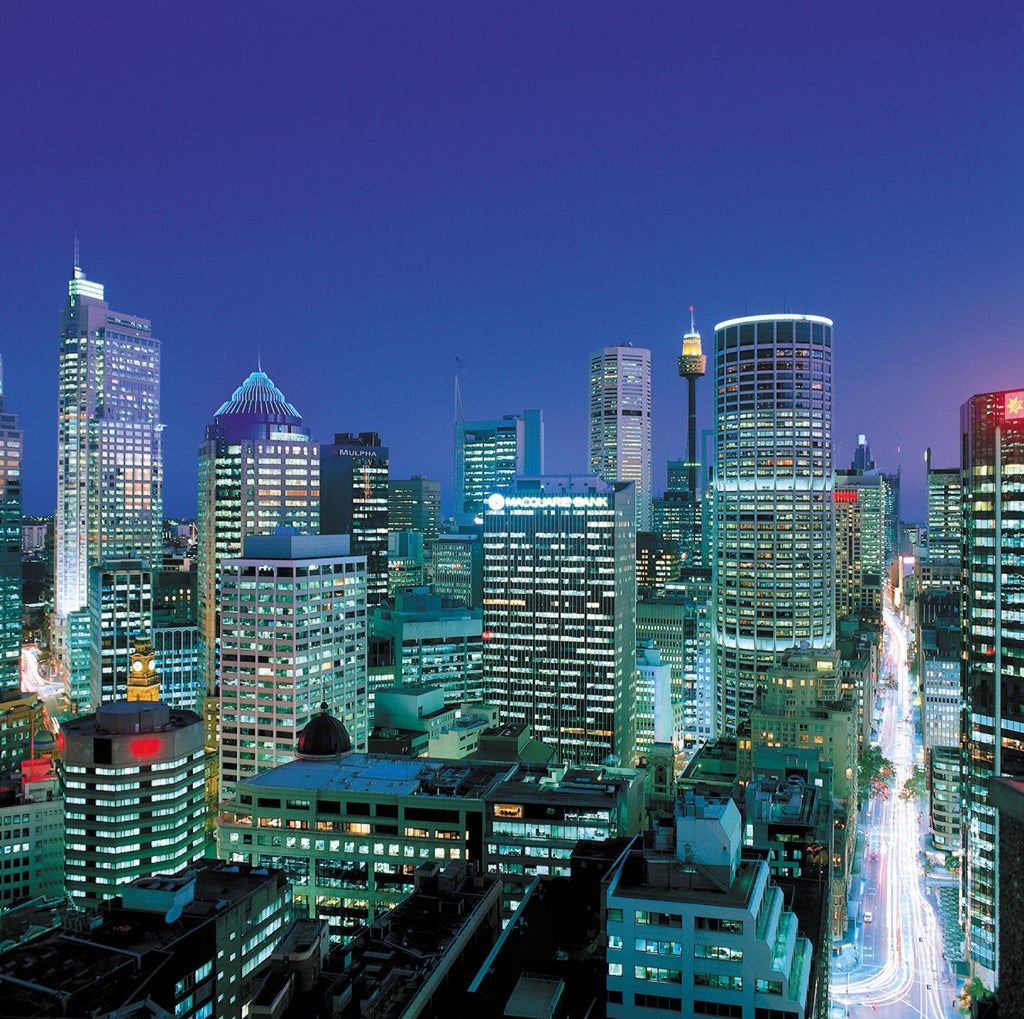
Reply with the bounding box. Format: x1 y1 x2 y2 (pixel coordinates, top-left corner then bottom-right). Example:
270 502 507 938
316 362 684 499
1005 391 1024 421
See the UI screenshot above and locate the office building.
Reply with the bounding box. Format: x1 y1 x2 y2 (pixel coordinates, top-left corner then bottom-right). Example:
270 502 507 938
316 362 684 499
320 432 389 607
604 793 812 1019
455 411 543 526
197 368 319 762
218 533 367 801
634 642 672 761
88 557 152 707
389 476 441 540
926 458 961 562
482 476 637 766
0 861 290 1019
961 388 1024 983
589 345 652 531
219 744 509 941
55 259 162 622
369 588 483 705
712 314 834 735
388 529 426 595
0 359 20 692
59 700 206 907
0 692 48 774
0 759 63 907
430 531 483 607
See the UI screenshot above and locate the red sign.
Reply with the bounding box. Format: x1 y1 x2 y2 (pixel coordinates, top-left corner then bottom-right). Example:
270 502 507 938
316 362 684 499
834 489 859 503
1005 391 1024 421
130 737 162 759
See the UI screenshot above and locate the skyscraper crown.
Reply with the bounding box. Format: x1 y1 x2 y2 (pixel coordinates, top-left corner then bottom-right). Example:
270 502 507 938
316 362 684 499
215 370 301 424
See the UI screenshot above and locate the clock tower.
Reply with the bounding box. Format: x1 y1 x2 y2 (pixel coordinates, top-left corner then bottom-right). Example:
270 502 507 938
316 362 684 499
127 635 160 702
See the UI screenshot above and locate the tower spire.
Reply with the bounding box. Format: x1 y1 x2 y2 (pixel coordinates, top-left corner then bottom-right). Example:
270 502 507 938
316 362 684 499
690 304 696 334
73 232 82 279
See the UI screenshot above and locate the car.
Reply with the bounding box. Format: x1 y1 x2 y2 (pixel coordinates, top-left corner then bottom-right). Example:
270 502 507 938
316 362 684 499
864 911 873 923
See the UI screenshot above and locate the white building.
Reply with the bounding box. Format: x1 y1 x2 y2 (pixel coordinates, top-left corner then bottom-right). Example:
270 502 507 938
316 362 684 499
218 532 367 801
712 314 835 735
589 345 652 532
604 792 811 1018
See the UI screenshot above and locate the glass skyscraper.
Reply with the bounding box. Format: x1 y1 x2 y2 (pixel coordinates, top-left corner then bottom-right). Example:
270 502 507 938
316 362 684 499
711 314 835 735
961 388 1024 984
589 345 652 532
56 262 162 619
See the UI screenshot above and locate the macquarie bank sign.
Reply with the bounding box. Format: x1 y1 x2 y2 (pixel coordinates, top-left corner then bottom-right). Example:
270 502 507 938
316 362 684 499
487 493 610 511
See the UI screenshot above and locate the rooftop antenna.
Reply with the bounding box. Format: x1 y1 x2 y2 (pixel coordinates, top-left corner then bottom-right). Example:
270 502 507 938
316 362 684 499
257 345 262 373
73 232 80 271
689 304 696 333
454 354 465 423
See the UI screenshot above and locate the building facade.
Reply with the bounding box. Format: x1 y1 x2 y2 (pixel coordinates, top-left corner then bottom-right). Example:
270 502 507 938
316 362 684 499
482 476 637 766
218 533 367 801
960 387 1024 982
320 432 389 607
589 345 652 531
59 701 206 907
56 261 162 621
388 476 441 540
712 314 834 735
455 411 543 526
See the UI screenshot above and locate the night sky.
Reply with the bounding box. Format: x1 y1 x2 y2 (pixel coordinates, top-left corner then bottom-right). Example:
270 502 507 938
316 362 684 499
3 2 1021 520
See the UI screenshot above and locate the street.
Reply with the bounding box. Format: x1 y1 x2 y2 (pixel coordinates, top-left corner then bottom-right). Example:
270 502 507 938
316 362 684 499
832 606 960 1019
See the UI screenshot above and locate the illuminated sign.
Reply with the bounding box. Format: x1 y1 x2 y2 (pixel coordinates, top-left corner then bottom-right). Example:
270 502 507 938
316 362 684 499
488 494 610 510
1005 391 1024 421
834 490 858 503
130 737 162 759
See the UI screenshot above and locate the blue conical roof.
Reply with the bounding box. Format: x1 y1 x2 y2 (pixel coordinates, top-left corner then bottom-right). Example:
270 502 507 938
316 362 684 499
215 371 301 424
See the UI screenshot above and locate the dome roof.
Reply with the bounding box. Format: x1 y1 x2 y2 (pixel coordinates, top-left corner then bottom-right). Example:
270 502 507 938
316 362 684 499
215 370 302 425
296 703 352 760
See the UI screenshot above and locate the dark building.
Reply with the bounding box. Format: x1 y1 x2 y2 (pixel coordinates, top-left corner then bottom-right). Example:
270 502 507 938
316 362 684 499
0 861 290 1019
320 432 389 607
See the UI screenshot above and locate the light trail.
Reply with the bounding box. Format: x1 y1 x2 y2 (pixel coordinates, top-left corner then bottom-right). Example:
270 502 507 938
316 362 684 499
833 606 959 1018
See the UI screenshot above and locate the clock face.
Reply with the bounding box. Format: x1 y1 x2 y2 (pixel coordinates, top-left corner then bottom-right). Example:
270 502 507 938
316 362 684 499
147 660 156 674
132 659 144 673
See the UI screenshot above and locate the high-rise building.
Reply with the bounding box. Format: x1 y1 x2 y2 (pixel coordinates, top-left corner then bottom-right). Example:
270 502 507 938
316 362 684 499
924 453 962 569
961 387 1024 983
429 532 483 608
218 532 367 801
0 358 21 692
197 369 319 737
712 314 834 735
59 701 205 907
56 259 162 621
482 476 636 765
454 411 543 526
88 558 153 707
321 431 389 607
589 345 652 531
388 476 441 540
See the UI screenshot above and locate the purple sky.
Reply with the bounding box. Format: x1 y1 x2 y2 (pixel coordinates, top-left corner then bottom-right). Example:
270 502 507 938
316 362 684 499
3 2 1021 520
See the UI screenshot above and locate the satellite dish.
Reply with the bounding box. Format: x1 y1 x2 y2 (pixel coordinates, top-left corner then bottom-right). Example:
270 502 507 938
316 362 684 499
165 903 183 924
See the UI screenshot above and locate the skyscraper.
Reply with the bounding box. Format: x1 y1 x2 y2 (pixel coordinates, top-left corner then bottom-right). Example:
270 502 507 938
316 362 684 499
454 411 543 526
320 431 389 607
961 387 1024 984
482 476 636 765
197 369 319 704
217 533 367 801
711 314 834 735
0 358 21 691
388 476 441 540
56 259 162 620
925 453 962 567
589 345 652 531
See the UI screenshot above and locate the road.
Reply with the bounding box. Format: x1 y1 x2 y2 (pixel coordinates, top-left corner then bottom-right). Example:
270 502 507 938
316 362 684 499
833 607 959 1019
20 645 66 733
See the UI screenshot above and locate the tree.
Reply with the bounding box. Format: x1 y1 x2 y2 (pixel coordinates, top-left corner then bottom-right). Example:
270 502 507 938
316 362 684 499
859 745 895 800
958 976 990 1016
900 765 927 801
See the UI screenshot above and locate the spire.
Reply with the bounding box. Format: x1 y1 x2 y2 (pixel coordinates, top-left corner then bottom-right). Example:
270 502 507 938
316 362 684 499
690 304 696 334
73 231 83 280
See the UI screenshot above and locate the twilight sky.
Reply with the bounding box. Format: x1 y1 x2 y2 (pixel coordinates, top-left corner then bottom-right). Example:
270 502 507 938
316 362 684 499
2 2 1021 520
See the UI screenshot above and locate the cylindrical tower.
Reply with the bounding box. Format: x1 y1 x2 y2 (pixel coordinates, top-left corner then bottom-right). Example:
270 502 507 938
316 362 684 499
711 314 835 735
677 306 706 498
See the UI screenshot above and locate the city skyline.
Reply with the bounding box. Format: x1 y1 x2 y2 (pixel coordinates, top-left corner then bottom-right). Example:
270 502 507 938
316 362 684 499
3 5 1021 521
